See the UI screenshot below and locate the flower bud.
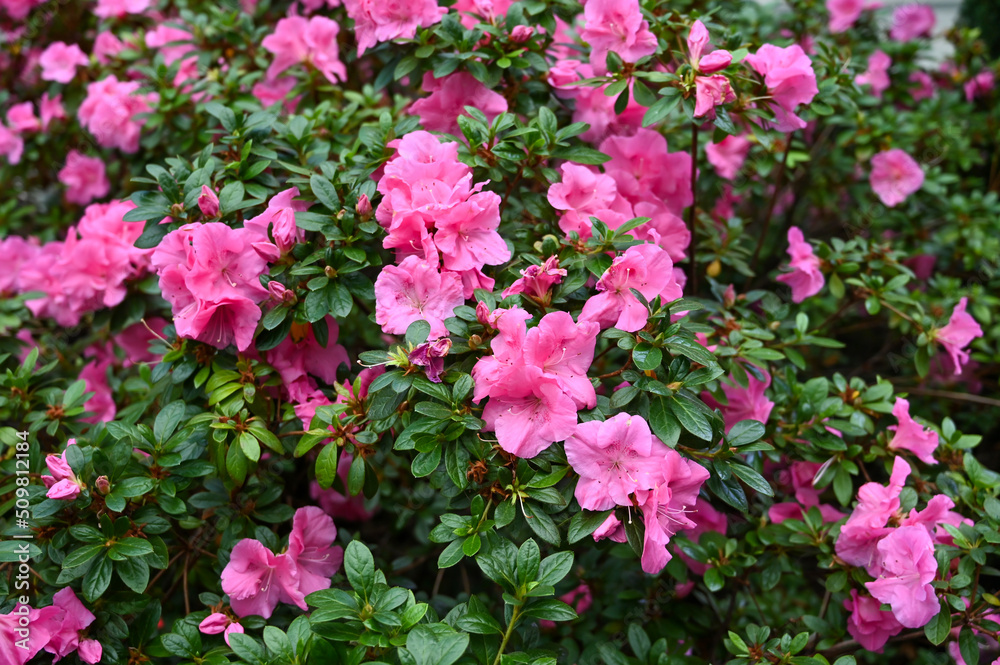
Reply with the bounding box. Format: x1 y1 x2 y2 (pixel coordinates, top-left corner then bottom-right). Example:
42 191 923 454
356 194 372 218
511 25 534 43
95 476 111 495
198 185 220 217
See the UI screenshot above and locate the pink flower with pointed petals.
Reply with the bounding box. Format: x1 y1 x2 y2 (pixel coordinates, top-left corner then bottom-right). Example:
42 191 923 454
566 413 669 510
58 151 109 206
637 451 711 574
78 76 156 153
287 506 344 597
870 148 923 207
434 190 509 271
374 255 464 339
93 32 124 64
502 256 567 300
935 298 982 375
843 589 904 652
198 186 220 217
145 25 193 66
909 71 936 100
40 93 66 130
706 134 751 180
94 0 151 18
44 588 96 661
523 311 599 409
39 42 89 83
547 163 620 216
262 16 346 84
836 457 911 572
0 125 24 165
865 525 939 628
199 613 243 647
600 129 693 215
244 187 310 252
80 357 116 423
687 21 732 74
410 72 509 136
78 640 102 664
776 226 824 302
580 244 683 332
720 371 774 432
0 604 63 665
471 307 534 401
481 365 579 458
745 44 818 131
887 397 938 464
344 0 446 55
694 74 736 118
855 50 892 98
221 539 303 619
827 0 865 32
965 71 995 102
581 0 658 74
7 102 40 133
890 4 934 41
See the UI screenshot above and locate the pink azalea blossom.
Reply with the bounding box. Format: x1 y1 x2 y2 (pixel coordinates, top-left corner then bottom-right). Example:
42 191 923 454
580 243 683 332
501 256 567 300
705 134 751 180
843 589 904 652
93 31 125 64
687 21 732 74
7 102 40 132
776 226 824 302
600 129 693 216
254 77 299 111
374 254 465 339
80 357 116 423
719 371 774 433
0 0 44 19
865 525 939 628
744 44 818 131
93 0 152 18
935 297 982 374
344 0 447 55
410 72 509 136
58 151 110 205
43 588 97 662
964 71 995 102
887 397 938 464
694 74 736 118
870 149 924 208
481 364 579 458
637 451 711 574
409 337 452 382
199 613 243 647
262 16 346 84
199 186 220 217
890 4 935 41
145 24 194 65
78 76 156 153
909 70 936 100
573 79 647 143
566 413 670 510
222 539 303 619
835 456 911 572
434 190 510 271
286 506 344 597
268 318 349 389
581 0 658 73
38 42 88 83
40 93 66 130
827 0 865 33
244 187 310 252
855 50 892 98
0 125 23 165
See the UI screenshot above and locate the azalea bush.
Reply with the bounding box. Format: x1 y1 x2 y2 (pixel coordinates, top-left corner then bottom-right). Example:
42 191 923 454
2 0 1000 664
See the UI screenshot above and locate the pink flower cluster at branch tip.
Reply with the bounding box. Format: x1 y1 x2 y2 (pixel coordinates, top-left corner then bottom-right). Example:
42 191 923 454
411 71 508 136
580 243 683 332
827 0 868 33
688 21 735 118
152 222 275 352
501 256 567 301
221 507 343 619
78 76 156 153
473 308 599 458
244 186 310 253
38 42 88 83
93 0 151 18
581 0 657 74
855 50 892 98
964 71 995 102
43 440 84 500
887 397 938 464
706 134 751 180
776 226 824 303
890 4 935 41
198 614 243 647
262 16 346 84
934 297 983 375
58 151 110 205
0 588 103 664
344 0 447 56
869 148 924 207
744 43 818 131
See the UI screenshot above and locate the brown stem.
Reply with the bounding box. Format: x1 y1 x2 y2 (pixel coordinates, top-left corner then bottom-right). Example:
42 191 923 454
688 122 700 294
752 136 793 270
897 387 1000 408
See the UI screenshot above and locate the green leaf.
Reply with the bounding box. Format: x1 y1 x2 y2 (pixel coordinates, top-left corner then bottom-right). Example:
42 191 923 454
404 624 470 665
219 181 245 214
669 394 713 441
643 92 682 127
730 464 773 496
412 446 442 478
111 537 154 557
923 603 951 645
567 510 613 544
523 502 561 546
63 544 106 568
649 397 682 447
537 551 574 586
516 538 541 586
406 320 432 345
523 598 577 621
632 343 663 371
438 539 465 569
310 174 341 211
704 567 724 592
344 541 376 596
117 556 150 593
315 443 339 489
959 626 980 665
83 554 113 602
727 420 765 446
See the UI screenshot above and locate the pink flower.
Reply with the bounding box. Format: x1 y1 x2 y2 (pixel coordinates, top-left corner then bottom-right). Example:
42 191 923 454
870 148 923 207
909 71 936 101
890 4 935 41
540 584 592 629
600 129 693 216
152 223 271 352
411 72 509 136
547 163 620 216
43 588 97 662
637 451 711 574
145 24 194 65
887 397 938 464
93 32 125 64
77 640 102 664
433 190 510 271
268 319 349 393
38 42 88 83
744 44 818 131
712 370 775 433
286 506 344 597
198 613 243 647
964 71 995 102
310 454 375 521
776 226 824 302
262 16 346 84
78 76 155 153
843 589 904 652
935 297 982 374
7 102 40 133
198 186 220 217
501 256 567 301
687 20 732 74
0 0 44 19
694 74 736 118
344 0 447 55
835 456 911 572
580 244 683 332
581 0 658 74
374 255 465 339
93 0 151 18
58 151 109 205
222 539 302 619
409 337 451 383
566 413 670 510
244 187 310 252
865 525 939 628
482 364 579 458
253 77 299 111
827 0 865 33
80 357 116 423
40 93 67 130
0 604 63 665
855 50 892 98
0 125 23 165
705 134 751 180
